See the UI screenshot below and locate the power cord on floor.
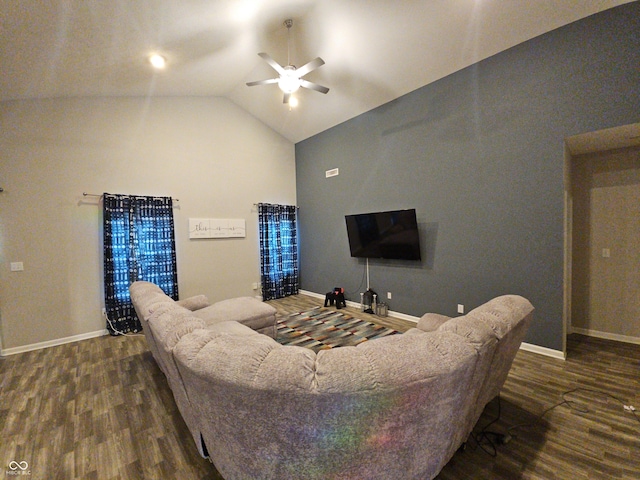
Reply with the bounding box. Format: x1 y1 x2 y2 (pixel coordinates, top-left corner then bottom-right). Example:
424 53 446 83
508 387 640 437
472 387 639 458
104 309 144 337
472 395 508 457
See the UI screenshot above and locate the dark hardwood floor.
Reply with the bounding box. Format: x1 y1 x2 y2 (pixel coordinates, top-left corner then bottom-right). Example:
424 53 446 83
1 294 638 479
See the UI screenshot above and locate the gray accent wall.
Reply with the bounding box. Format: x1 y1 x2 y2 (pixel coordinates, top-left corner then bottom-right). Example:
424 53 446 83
295 2 640 351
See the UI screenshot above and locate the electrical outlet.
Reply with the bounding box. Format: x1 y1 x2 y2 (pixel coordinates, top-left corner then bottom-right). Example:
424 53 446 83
252 282 258 290
10 262 24 272
387 292 392 300
457 304 465 314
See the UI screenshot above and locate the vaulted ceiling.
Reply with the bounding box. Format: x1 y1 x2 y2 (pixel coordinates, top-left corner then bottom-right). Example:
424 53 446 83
1 0 635 143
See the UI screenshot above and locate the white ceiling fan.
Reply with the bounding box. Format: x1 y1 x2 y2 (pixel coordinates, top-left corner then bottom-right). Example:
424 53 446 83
246 19 329 104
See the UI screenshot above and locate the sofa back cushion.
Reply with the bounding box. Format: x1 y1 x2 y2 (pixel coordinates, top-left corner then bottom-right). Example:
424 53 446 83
145 303 208 456
415 294 534 444
130 281 174 371
130 281 169 320
173 327 479 480
468 295 534 410
450 295 534 434
436 315 498 442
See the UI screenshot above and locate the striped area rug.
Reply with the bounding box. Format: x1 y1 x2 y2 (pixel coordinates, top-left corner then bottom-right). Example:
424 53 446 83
276 308 399 352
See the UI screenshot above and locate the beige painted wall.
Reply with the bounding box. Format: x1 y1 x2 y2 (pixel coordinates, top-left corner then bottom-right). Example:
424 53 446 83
0 97 295 351
571 146 640 339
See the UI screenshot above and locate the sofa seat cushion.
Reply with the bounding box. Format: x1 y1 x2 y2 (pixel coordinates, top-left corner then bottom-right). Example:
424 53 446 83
206 320 260 336
192 296 276 331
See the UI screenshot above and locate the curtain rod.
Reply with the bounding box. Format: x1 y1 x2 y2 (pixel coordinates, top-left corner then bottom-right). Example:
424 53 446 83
83 192 179 201
253 202 299 209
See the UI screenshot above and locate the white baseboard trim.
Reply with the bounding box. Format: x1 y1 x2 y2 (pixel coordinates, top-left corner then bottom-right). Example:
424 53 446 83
571 327 640 346
520 342 566 360
299 290 419 323
299 289 324 300
0 329 109 357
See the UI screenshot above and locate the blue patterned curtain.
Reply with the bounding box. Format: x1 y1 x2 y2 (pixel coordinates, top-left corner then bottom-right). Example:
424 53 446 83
258 203 299 301
103 193 178 334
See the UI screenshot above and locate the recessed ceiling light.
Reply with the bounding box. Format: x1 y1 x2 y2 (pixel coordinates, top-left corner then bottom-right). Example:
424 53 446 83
230 0 258 22
149 54 166 69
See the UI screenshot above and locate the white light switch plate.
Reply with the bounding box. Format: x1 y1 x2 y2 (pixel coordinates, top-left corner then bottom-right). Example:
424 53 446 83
10 262 24 271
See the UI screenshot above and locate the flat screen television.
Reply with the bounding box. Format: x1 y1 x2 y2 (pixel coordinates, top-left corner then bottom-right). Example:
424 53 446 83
345 209 421 260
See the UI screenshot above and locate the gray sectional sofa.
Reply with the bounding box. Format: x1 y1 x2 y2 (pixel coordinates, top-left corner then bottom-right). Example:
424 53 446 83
130 281 534 480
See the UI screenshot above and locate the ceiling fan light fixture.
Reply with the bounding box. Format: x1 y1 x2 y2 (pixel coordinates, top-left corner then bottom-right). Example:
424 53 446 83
278 73 301 93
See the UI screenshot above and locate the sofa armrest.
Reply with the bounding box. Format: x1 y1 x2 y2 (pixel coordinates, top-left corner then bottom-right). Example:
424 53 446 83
417 313 452 332
176 295 210 311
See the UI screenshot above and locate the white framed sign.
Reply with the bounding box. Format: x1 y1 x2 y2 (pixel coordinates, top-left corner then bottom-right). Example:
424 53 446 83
189 218 246 239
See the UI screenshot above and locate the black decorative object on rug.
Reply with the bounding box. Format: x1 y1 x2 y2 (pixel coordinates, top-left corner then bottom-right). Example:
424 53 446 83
324 287 346 309
277 308 399 353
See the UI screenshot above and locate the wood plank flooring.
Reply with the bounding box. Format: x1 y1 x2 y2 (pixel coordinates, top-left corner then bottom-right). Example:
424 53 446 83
0 294 638 479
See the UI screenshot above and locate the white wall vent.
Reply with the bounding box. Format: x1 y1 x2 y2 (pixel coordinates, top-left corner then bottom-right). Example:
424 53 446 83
325 168 339 178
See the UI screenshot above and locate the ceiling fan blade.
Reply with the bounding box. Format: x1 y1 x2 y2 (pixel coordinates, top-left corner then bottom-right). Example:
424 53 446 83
283 92 291 104
258 52 286 75
246 78 279 87
300 79 330 94
295 57 325 78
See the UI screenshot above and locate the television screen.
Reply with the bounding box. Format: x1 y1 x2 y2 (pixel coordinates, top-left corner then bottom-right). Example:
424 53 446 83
345 209 421 260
